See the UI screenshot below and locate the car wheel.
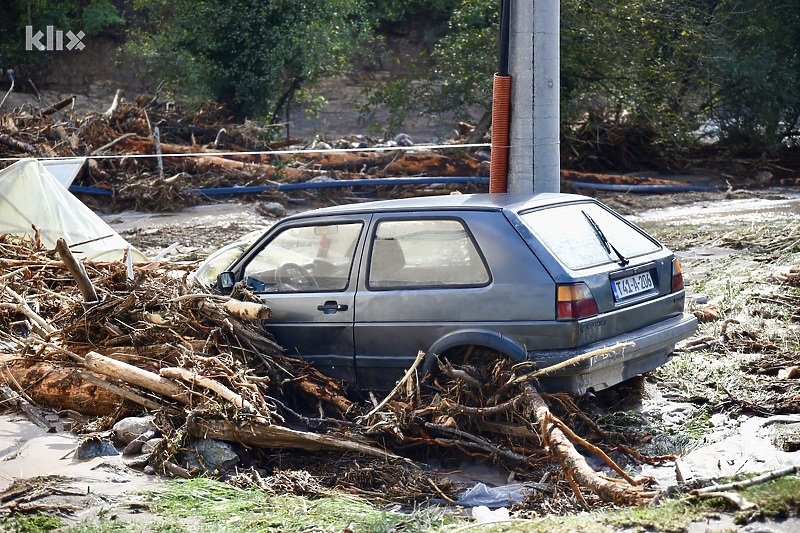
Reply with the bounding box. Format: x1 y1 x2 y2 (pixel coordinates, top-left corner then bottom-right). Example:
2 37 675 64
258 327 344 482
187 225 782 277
427 346 518 405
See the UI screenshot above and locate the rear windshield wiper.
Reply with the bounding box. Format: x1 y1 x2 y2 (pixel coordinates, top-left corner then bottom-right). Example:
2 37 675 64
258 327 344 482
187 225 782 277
582 210 629 266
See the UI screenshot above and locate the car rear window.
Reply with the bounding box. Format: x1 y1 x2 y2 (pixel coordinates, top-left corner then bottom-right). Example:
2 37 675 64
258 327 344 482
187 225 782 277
368 218 490 289
519 202 660 270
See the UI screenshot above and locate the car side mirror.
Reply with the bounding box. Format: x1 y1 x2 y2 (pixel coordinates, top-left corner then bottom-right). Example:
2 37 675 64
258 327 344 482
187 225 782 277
217 271 235 292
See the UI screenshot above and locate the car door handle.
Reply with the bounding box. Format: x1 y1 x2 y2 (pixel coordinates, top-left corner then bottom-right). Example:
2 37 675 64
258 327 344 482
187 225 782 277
317 300 348 313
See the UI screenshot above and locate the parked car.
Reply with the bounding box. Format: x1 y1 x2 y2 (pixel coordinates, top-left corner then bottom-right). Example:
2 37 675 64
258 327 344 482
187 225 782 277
203 193 697 394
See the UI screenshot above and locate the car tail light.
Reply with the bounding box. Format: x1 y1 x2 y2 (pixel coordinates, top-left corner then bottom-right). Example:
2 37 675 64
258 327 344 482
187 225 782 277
557 283 599 321
671 258 685 292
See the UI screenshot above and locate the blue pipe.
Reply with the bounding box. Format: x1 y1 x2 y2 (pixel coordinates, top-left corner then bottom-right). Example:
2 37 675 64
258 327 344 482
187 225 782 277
69 185 113 195
69 176 490 197
570 182 723 193
68 177 723 197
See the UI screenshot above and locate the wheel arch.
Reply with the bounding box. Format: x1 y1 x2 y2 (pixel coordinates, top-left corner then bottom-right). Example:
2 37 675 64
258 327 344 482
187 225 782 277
421 329 527 376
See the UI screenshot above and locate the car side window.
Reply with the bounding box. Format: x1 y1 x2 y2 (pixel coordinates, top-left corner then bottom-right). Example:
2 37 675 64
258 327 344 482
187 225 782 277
368 219 490 289
244 222 362 292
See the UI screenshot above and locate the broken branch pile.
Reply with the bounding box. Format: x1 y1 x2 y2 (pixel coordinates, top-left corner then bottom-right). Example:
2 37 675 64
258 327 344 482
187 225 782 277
0 97 488 211
1 234 673 508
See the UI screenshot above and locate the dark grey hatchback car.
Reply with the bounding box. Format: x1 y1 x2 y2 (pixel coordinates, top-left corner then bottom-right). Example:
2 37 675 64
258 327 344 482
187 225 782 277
210 193 697 394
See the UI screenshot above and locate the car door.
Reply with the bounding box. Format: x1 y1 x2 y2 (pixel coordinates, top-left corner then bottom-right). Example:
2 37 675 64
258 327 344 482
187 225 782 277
353 213 495 388
237 215 369 381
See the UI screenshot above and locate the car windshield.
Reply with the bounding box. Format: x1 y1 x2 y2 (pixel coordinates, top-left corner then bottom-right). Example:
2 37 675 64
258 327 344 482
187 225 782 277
519 202 660 270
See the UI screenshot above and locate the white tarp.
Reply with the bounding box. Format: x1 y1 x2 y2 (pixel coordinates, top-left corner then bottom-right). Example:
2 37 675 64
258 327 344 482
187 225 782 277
0 159 148 262
40 158 86 188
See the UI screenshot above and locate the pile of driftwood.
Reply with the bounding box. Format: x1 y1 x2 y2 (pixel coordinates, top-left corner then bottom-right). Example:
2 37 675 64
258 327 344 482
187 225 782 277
0 93 487 211
0 233 675 508
0 92 726 213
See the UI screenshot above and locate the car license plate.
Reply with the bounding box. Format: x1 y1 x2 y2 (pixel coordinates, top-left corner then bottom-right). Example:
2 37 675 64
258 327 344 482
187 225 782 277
612 271 654 300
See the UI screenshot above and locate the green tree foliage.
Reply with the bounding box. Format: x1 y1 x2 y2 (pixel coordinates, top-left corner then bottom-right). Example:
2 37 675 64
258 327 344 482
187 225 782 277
363 0 798 158
360 0 495 135
366 0 457 28
711 0 800 148
128 0 372 122
0 0 122 76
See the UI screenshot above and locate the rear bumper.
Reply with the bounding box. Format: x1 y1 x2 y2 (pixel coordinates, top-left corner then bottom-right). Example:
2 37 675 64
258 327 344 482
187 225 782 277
526 312 698 394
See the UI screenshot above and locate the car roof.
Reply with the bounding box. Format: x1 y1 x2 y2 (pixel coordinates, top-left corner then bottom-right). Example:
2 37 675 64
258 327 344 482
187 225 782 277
285 192 593 220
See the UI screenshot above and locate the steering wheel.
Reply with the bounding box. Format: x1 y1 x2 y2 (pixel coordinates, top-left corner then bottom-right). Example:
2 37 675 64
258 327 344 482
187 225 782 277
274 262 319 292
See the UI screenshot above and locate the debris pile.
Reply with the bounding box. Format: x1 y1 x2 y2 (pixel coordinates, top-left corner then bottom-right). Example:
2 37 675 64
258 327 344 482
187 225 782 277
0 96 488 211
0 233 675 509
0 93 743 215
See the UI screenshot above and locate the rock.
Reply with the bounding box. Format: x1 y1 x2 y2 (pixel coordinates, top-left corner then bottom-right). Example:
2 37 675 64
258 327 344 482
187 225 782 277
141 437 163 454
755 170 773 184
181 438 240 473
394 133 413 147
122 428 160 455
772 425 800 452
75 436 119 460
255 201 286 218
312 141 332 150
123 454 150 469
112 416 154 445
474 150 491 162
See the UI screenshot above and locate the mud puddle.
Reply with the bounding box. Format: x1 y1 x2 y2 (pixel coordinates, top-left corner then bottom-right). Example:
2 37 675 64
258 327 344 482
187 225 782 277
630 189 800 226
101 202 275 258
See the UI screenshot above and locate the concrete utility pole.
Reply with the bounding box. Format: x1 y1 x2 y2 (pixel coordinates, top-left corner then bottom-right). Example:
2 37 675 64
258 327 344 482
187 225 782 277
507 0 560 194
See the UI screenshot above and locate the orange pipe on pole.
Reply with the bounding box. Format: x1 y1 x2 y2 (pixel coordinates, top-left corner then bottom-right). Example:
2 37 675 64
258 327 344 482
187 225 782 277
489 74 512 194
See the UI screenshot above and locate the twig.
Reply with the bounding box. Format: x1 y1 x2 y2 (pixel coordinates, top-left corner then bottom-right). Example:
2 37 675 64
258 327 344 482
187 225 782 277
0 72 13 109
55 238 98 303
160 366 255 412
359 350 425 421
427 478 455 503
0 286 55 335
692 464 800 495
89 132 136 156
443 391 527 416
424 422 531 464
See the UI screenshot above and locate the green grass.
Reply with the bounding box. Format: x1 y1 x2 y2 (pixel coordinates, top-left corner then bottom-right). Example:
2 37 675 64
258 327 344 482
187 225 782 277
140 477 453 533
0 514 64 533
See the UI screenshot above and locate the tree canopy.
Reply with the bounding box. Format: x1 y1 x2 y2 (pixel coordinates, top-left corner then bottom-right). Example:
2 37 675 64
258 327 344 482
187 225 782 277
128 0 371 122
1 0 797 158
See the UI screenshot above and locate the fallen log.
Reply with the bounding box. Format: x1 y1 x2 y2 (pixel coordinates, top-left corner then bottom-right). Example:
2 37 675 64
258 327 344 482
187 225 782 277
84 351 190 405
40 95 76 117
383 152 484 177
0 133 35 153
0 356 119 416
0 383 56 432
190 416 398 459
528 384 657 505
76 370 167 412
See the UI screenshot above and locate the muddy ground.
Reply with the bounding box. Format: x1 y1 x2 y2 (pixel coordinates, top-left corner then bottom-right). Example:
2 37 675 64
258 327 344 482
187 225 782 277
3 187 800 531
